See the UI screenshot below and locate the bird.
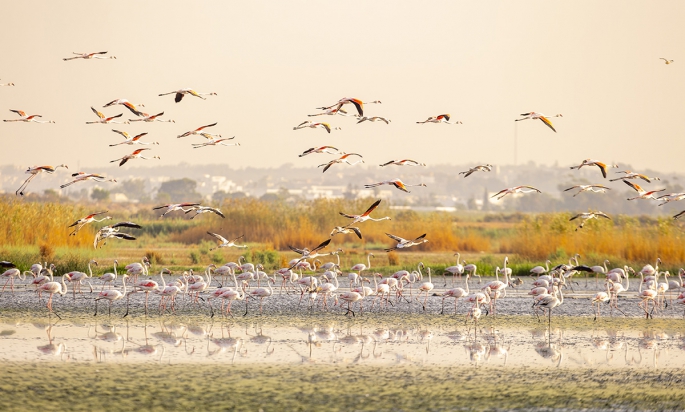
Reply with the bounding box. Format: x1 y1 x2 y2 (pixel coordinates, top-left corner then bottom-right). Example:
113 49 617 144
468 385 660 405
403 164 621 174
459 164 493 178
338 290 364 316
110 148 160 166
515 112 562 132
673 210 685 220
591 281 612 320
351 253 374 276
94 274 130 316
100 260 118 291
563 185 611 197
384 233 428 252
293 121 332 133
249 278 275 315
93 222 142 249
330 226 362 239
569 159 618 178
416 267 434 310
379 159 426 167
416 114 459 124
656 192 685 206
63 51 116 61
60 172 116 189
86 107 128 125
128 112 174 123
299 146 341 157
37 275 69 316
192 137 240 148
533 285 564 326
491 185 541 200
357 116 390 124
660 57 674 64
339 199 390 226
109 131 158 146
1 268 25 295
610 171 660 183
364 179 426 193
318 153 364 173
153 203 201 217
308 107 354 117
177 122 219 138
288 239 333 269
68 211 111 236
185 206 226 219
4 109 55 123
16 164 68 196
103 98 144 116
623 180 666 200
207 232 247 250
316 97 369 117
569 211 611 231
0 80 15 86
158 88 217 103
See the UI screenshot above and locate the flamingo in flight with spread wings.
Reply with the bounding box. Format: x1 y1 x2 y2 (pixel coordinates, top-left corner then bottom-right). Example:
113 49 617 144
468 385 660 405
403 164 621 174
109 131 159 146
110 148 160 166
610 171 660 183
357 116 390 124
318 153 364 173
416 114 460 124
68 211 111 236
192 137 240 148
103 98 144 117
459 164 493 178
4 109 55 123
128 112 174 123
158 88 217 102
623 180 666 200
86 107 128 125
384 233 428 252
379 159 426 167
491 185 541 200
569 159 619 178
365 179 426 193
515 112 562 132
339 199 390 226
563 184 611 197
207 232 247 250
63 51 116 61
316 98 379 117
0 80 15 86
299 146 341 157
16 164 68 196
60 173 116 189
153 203 201 217
293 121 333 133
569 211 611 231
177 122 219 138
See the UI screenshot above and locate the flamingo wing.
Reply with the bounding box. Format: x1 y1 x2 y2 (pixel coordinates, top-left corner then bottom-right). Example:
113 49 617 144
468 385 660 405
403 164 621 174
362 199 382 216
538 116 556 132
91 107 105 119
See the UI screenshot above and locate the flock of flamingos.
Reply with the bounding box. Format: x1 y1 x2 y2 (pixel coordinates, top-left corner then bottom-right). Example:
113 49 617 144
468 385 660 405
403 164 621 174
1 54 685 325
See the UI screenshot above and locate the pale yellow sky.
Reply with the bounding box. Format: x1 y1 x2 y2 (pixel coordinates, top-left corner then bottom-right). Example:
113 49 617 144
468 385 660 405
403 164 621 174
1 1 684 174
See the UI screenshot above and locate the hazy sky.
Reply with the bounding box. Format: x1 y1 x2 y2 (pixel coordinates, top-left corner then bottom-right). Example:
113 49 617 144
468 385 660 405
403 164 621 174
1 1 684 175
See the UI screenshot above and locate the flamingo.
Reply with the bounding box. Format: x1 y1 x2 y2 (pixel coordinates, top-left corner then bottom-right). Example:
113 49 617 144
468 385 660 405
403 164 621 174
94 274 130 317
370 273 391 310
530 260 551 276
249 278 275 315
110 148 160 167
63 51 116 61
185 206 225 219
299 146 341 157
351 253 374 277
100 260 118 291
384 233 428 252
610 171 660 183
533 285 564 326
491 185 541 200
330 226 363 239
592 281 612 320
187 265 214 305
574 259 610 287
153 202 201 217
319 274 339 310
364 179 426 193
318 153 364 173
458 164 493 178
60 172 116 188
128 112 174 123
1 268 25 295
134 268 171 315
515 112 562 132
357 116 390 124
569 159 619 178
660 57 674 64
177 122 219 138
416 114 459 124
288 239 332 269
563 185 611 197
154 271 182 313
37 275 69 317
65 259 97 299
158 88 217 102
436 274 469 314
207 232 246 250
308 106 354 117
639 258 661 279
32 264 55 298
339 199 391 227
293 121 332 133
103 98 144 116
463 262 481 283
482 264 509 316
338 289 364 316
379 159 426 167
93 222 141 248
416 266 434 310
444 253 465 285
623 180 666 200
656 192 685 206
68 211 111 236
109 130 158 146
667 269 684 304
191 137 240 148
638 273 658 319
569 211 611 231
215 274 247 317
16 164 68 196
86 107 128 124
316 97 370 117
4 109 55 123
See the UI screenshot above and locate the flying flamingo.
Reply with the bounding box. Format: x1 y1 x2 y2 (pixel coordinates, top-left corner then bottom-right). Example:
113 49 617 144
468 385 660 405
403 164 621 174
330 226 363 239
94 274 130 317
457 164 494 178
416 114 460 124
109 130 158 146
177 122 219 138
318 153 364 173
103 98 144 116
16 164 68 196
610 171 660 183
128 112 174 123
37 275 69 318
384 233 428 252
153 202 201 217
4 109 55 123
316 97 373 117
339 199 391 227
158 88 217 102
60 172 116 188
86 107 128 124
207 232 247 250
623 180 666 201
68 211 111 236
564 185 611 197
569 211 611 231
293 121 332 133
299 146 341 157
63 51 116 61
660 58 674 64
656 192 685 206
569 159 619 178
515 112 562 132
191 137 240 148
379 159 426 167
308 106 354 117
357 116 390 124
110 148 160 166
288 239 333 269
364 179 426 193
184 205 225 219
491 185 541 200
